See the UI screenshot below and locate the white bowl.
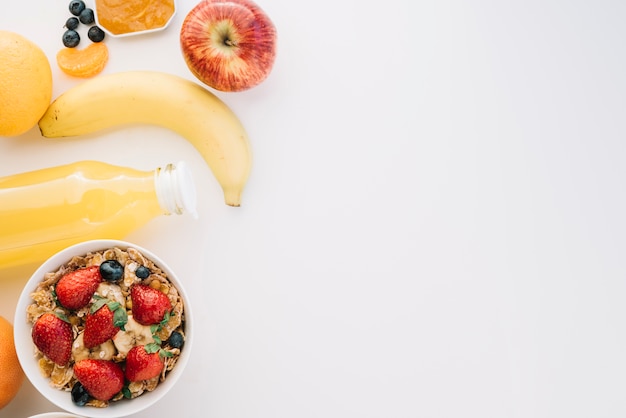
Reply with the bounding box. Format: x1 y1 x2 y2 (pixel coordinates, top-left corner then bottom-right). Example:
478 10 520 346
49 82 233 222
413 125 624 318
28 413 85 418
14 240 193 418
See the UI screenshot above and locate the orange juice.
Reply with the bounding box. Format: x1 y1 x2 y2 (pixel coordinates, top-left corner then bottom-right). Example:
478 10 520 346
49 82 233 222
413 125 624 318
0 161 196 269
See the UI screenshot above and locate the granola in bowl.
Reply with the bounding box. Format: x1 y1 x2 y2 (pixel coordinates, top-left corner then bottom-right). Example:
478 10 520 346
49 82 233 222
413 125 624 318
17 241 191 415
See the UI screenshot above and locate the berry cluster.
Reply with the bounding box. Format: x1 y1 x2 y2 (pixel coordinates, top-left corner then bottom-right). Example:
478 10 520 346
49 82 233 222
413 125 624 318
62 0 105 48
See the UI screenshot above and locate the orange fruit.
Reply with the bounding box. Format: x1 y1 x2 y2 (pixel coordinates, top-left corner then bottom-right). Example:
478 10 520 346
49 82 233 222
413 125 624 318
0 315 24 409
56 42 109 78
0 30 53 137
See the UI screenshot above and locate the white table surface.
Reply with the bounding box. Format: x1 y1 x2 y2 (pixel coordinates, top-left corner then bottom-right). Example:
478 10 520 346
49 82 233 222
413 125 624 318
1 0 625 417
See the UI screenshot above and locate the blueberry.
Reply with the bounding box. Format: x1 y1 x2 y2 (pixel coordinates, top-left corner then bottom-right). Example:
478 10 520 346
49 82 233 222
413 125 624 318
99 260 124 282
168 331 184 349
135 265 150 279
88 26 105 43
71 381 90 406
65 17 79 30
62 29 80 48
79 7 95 25
68 0 85 16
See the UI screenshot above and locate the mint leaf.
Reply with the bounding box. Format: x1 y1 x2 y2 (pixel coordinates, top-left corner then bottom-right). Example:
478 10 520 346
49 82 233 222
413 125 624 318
160 311 171 328
122 384 131 399
54 311 70 323
106 301 120 312
52 289 60 307
113 306 128 329
145 343 160 354
90 296 108 314
159 348 174 358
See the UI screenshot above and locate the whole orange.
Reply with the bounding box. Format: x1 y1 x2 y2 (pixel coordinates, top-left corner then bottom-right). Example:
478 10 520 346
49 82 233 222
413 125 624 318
0 315 24 409
0 30 53 137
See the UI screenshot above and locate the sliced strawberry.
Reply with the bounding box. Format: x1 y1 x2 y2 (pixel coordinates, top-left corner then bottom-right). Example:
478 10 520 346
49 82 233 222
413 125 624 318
73 359 124 401
55 265 102 310
130 284 172 325
125 345 166 382
83 301 125 348
31 312 73 366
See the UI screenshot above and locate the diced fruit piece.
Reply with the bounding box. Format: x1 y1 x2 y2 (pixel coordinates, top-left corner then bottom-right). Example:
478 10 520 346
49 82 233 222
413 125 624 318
130 284 172 325
71 381 90 406
56 42 109 78
69 0 86 16
111 315 155 356
88 26 105 43
99 260 124 282
62 29 80 48
65 17 79 30
125 345 165 382
79 8 94 25
31 313 73 366
83 304 121 348
55 265 102 310
73 359 124 401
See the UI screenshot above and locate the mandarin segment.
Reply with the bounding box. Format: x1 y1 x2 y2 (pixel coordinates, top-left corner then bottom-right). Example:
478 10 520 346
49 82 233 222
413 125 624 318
57 42 109 78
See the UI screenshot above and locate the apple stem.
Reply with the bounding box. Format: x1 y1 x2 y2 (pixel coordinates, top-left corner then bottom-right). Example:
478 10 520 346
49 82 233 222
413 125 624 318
224 38 237 47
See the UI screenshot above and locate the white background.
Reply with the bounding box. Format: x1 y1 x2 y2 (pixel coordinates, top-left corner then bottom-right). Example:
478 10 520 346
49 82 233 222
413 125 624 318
1 0 625 417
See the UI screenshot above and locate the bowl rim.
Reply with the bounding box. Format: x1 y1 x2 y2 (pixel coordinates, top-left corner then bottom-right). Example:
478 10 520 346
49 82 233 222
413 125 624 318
14 239 194 418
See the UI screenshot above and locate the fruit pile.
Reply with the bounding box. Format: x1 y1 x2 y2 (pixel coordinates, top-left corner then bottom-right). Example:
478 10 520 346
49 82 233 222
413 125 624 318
58 0 109 78
1 0 279 408
27 247 186 407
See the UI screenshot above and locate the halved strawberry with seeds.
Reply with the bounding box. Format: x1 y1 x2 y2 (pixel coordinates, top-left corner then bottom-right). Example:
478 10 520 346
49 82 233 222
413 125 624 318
125 344 168 382
55 265 102 310
130 284 172 325
31 312 73 366
83 297 127 348
73 359 124 401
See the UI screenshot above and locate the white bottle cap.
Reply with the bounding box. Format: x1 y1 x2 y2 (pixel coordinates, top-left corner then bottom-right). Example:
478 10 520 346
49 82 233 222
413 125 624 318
155 161 198 219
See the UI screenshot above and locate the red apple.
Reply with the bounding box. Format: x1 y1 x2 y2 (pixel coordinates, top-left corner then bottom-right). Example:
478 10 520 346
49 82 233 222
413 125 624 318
180 0 277 92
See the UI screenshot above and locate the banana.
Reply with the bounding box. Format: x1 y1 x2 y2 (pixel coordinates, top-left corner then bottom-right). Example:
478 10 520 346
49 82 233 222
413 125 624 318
72 332 116 362
96 282 125 305
112 315 154 357
38 71 252 207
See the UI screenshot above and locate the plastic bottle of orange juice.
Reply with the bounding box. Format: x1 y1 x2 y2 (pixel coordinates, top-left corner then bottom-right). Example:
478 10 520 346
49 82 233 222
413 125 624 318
0 160 197 269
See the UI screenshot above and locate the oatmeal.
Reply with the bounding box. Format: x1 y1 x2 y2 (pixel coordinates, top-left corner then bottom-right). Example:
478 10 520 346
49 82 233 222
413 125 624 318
26 246 186 407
